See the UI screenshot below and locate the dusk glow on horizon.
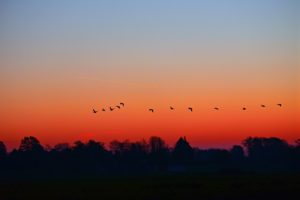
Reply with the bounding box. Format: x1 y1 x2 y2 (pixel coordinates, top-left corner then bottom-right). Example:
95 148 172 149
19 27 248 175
0 0 299 150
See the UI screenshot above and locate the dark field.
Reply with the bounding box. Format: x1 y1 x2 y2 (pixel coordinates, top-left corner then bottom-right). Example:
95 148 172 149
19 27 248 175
1 136 300 199
1 172 300 200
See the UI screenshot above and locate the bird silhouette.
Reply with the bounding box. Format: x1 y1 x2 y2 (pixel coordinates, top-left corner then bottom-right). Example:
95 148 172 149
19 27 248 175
277 103 282 107
120 102 125 107
188 107 193 112
170 106 174 110
102 108 106 112
242 107 246 110
93 109 98 113
214 107 219 110
109 107 114 111
261 104 266 108
116 105 121 109
149 109 154 112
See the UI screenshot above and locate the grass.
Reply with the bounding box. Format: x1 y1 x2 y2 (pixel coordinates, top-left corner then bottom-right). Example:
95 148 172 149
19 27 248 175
1 172 300 200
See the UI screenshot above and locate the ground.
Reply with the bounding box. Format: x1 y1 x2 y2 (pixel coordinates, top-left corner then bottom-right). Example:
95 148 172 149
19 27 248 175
1 172 300 200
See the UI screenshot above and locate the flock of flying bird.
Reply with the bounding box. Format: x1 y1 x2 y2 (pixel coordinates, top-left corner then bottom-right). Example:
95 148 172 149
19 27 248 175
93 102 125 113
92 103 283 113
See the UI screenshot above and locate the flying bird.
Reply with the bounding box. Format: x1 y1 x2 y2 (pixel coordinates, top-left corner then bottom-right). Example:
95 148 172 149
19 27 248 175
149 109 154 113
170 106 174 110
116 105 121 109
120 102 125 107
261 104 266 108
214 107 219 111
93 109 98 113
277 103 282 107
102 108 106 112
109 107 114 111
188 107 193 112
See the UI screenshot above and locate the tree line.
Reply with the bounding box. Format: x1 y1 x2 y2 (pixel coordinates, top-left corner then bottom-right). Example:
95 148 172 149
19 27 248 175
0 136 300 178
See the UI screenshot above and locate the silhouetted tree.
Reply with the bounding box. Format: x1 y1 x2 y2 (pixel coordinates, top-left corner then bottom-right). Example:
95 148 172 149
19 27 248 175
110 140 131 155
294 139 300 170
19 136 44 153
109 139 149 170
84 140 110 170
133 140 149 154
172 137 194 164
149 136 169 171
69 140 111 172
230 145 245 161
53 143 70 152
84 140 108 162
0 141 7 170
0 141 7 159
73 140 85 151
85 140 106 152
149 136 166 153
295 139 300 147
1 135 299 177
243 137 291 169
128 140 149 168
9 136 46 170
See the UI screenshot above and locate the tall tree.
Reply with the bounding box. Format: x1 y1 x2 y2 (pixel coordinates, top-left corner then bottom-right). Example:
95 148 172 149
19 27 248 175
173 137 194 164
0 141 7 159
230 145 245 161
149 136 167 154
19 136 44 153
148 136 169 171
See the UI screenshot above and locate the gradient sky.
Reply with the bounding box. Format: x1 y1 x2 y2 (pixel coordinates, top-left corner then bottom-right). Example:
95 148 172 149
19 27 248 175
0 0 299 150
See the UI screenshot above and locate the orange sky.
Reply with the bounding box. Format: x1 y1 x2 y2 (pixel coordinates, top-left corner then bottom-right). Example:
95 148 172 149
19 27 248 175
0 0 299 150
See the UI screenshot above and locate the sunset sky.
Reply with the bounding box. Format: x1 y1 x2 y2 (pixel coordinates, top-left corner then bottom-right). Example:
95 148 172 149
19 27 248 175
0 0 299 150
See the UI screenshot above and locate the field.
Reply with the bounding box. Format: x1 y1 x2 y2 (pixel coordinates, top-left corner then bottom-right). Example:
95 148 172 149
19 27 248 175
1 172 300 200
